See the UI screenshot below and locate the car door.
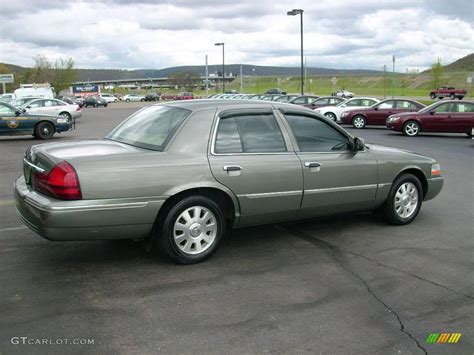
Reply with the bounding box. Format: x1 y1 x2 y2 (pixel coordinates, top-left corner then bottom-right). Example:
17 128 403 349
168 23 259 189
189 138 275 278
370 100 395 124
25 99 46 114
422 103 452 132
279 109 378 217
0 103 17 134
449 102 474 132
208 109 303 226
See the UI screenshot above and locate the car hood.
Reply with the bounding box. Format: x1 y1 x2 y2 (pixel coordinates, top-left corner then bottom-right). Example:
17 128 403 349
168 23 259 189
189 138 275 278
388 111 420 117
366 143 435 162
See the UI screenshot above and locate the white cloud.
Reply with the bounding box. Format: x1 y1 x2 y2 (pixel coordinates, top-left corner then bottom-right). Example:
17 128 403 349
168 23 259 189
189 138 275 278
0 0 472 71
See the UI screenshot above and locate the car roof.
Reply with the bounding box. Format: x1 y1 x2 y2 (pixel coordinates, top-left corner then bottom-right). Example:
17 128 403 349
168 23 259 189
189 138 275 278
152 99 312 112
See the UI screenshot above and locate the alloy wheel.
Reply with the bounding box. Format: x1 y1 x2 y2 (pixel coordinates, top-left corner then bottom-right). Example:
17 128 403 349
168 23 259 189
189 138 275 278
404 122 419 136
394 182 419 219
353 116 365 128
173 206 217 255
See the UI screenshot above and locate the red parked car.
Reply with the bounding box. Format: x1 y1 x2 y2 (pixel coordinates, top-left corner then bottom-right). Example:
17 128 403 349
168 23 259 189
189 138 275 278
161 92 194 100
386 100 474 137
341 99 425 128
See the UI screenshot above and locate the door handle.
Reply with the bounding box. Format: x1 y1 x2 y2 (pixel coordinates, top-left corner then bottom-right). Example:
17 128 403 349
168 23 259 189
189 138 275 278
304 162 322 168
223 165 242 172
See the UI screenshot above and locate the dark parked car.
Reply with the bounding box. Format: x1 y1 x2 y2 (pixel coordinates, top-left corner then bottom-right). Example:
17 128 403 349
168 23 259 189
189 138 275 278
266 88 287 95
341 99 425 128
289 95 320 108
0 102 70 140
83 95 108 107
309 96 345 109
429 87 466 100
386 100 474 136
274 95 300 103
144 93 161 102
15 100 443 264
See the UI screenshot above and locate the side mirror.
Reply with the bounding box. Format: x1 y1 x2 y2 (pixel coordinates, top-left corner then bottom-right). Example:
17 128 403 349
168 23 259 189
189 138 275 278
15 110 21 116
353 137 365 151
341 104 346 108
373 107 379 111
429 110 435 115
26 105 31 109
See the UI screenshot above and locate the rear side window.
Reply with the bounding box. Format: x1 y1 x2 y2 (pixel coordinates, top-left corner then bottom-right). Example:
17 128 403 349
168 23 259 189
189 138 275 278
454 103 474 113
214 113 286 154
396 101 417 109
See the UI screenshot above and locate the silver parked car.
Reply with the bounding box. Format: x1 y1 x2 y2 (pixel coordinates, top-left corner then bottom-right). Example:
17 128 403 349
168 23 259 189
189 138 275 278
15 100 443 264
23 98 82 122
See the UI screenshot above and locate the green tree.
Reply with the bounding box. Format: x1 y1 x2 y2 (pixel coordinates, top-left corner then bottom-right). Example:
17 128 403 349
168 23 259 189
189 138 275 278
430 58 444 89
51 57 77 94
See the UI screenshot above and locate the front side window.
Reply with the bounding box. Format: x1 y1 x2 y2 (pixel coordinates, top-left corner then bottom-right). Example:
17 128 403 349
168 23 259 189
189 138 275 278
292 97 306 104
106 106 190 151
28 100 44 108
377 101 395 109
434 103 451 113
315 98 329 105
284 113 350 152
214 113 286 154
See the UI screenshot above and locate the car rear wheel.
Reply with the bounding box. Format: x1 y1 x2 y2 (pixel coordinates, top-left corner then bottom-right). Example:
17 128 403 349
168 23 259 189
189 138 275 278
35 121 55 140
384 173 422 225
126 99 130 102
59 112 71 122
403 121 420 136
450 94 455 100
158 196 225 264
430 93 436 99
324 112 337 121
352 115 366 129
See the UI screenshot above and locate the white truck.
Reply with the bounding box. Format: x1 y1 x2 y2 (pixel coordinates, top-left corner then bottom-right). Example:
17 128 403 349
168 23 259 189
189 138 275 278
14 84 55 100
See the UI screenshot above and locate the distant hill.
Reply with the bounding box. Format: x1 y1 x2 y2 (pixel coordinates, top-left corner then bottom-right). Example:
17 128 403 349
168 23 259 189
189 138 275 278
443 53 474 72
0 62 382 82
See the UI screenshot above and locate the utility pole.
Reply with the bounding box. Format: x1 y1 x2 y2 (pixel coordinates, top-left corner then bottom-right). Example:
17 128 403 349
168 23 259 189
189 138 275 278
287 9 304 95
205 55 209 95
383 64 387 99
392 55 396 99
240 64 243 93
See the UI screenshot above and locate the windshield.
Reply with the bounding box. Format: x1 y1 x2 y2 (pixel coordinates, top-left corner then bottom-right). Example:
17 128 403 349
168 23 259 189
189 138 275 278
418 102 440 113
106 105 190 151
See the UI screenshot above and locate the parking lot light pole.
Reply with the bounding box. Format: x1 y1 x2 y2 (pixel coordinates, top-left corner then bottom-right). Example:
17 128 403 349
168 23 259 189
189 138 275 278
287 9 304 95
215 43 225 93
392 55 396 99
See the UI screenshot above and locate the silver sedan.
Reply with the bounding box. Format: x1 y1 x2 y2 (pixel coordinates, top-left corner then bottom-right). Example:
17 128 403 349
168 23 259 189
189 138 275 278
15 100 443 264
23 98 82 122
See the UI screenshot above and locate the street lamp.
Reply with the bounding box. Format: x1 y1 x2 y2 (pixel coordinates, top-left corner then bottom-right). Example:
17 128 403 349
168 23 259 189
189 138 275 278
287 9 304 95
215 42 225 93
392 55 396 99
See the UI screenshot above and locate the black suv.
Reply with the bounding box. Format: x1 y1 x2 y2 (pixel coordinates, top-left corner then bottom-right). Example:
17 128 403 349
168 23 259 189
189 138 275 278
265 88 287 95
144 93 160 102
83 95 108 107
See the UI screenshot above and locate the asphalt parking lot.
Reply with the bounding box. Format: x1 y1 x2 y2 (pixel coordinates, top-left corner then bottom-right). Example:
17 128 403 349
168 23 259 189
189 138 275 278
0 102 473 354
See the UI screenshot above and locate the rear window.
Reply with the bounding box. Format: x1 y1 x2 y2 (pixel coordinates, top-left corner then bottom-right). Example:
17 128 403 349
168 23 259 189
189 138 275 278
106 106 190 151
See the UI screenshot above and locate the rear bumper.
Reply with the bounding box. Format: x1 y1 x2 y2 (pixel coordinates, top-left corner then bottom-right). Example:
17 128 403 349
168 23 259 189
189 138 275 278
425 177 444 201
14 176 164 241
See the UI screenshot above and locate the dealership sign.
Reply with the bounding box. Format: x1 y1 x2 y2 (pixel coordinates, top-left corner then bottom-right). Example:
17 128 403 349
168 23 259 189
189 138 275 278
72 84 100 95
0 74 14 83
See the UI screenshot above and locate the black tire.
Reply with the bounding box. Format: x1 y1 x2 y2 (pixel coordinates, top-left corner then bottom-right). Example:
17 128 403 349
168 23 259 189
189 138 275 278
104 103 108 107
59 111 71 122
384 173 423 225
352 115 366 129
403 120 420 136
458 96 463 100
430 93 436 99
126 99 130 102
94 103 98 108
324 112 337 121
35 121 55 140
140 99 145 102
157 196 225 264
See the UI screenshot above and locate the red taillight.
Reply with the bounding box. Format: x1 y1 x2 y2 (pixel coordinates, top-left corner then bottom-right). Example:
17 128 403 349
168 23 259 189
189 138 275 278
34 161 82 200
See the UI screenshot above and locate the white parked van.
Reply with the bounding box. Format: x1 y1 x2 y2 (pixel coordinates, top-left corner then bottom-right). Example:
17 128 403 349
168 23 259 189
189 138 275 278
14 84 54 99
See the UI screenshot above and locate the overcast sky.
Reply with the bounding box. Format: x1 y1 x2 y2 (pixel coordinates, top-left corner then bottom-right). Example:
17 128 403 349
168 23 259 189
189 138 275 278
1 0 473 71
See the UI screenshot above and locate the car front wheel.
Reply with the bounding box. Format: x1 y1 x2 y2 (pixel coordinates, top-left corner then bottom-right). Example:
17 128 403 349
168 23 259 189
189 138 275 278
158 196 225 264
352 115 366 129
403 121 420 136
384 173 422 225
430 93 436 99
324 112 337 121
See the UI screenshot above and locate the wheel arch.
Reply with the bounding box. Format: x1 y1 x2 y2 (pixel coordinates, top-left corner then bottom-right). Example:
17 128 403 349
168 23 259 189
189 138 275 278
155 185 240 231
34 119 56 132
394 167 428 199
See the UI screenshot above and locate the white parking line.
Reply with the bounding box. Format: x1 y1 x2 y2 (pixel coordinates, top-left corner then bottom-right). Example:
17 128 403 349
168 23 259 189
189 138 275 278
0 226 27 232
